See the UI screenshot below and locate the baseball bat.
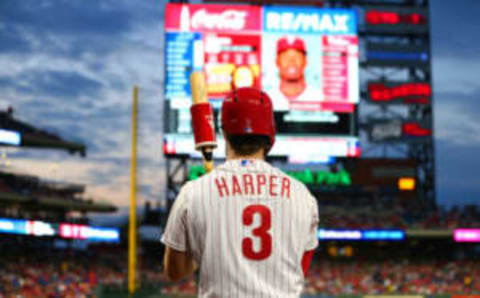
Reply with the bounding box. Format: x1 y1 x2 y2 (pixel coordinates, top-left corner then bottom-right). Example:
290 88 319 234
190 71 216 173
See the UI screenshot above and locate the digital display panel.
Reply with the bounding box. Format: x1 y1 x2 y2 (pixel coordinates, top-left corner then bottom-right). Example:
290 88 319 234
454 229 480 243
164 4 360 160
367 119 432 143
318 229 405 241
366 43 429 68
366 11 426 25
187 164 351 186
0 218 120 243
0 129 21 146
367 81 431 104
363 6 429 34
0 218 26 234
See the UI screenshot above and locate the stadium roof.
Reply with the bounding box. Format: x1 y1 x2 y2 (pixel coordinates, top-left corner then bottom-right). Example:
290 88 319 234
0 192 117 213
0 170 116 213
0 109 86 157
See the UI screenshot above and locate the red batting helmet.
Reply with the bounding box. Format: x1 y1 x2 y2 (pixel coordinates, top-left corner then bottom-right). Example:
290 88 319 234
221 87 276 153
276 36 307 55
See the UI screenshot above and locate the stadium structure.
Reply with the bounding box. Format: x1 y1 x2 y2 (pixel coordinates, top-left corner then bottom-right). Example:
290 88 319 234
0 108 86 156
2 0 479 297
154 0 479 297
0 109 123 297
0 108 116 219
163 0 434 216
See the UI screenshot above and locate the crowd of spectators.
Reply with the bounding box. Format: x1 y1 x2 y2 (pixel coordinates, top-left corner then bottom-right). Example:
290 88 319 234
1 255 102 297
304 260 480 295
1 248 479 296
0 250 166 297
319 204 480 229
160 259 480 296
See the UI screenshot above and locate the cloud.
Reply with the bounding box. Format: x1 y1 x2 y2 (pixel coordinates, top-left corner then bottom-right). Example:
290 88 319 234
4 152 165 207
0 0 134 57
0 70 103 98
430 0 480 96
0 23 33 53
436 139 480 207
0 0 168 208
430 0 480 59
433 57 480 95
434 89 480 146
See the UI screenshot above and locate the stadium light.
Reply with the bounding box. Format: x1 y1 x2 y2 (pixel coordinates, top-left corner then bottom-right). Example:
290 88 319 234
398 177 415 191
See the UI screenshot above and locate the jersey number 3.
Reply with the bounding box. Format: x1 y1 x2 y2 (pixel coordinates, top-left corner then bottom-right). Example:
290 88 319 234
242 204 272 260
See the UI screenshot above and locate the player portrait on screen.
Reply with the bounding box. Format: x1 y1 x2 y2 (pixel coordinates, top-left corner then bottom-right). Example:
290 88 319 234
269 35 323 111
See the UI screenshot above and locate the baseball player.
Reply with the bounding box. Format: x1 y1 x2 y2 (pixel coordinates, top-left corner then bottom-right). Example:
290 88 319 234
270 36 323 111
161 87 319 297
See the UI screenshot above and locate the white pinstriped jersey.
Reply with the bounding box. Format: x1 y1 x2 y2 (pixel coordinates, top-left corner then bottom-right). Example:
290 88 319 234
161 159 319 298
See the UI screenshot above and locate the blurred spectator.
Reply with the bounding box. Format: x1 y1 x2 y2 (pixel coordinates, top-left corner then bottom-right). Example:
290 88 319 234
319 204 480 229
0 246 479 296
159 259 480 295
0 250 167 297
304 260 480 295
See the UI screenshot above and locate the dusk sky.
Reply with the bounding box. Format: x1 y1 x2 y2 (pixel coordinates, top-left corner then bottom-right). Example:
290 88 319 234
0 0 479 208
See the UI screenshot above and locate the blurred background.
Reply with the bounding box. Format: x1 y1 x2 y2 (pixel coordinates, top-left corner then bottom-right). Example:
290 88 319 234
0 0 479 297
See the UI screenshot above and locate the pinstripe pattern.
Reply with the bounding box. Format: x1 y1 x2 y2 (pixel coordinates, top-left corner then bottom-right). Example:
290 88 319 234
161 159 319 298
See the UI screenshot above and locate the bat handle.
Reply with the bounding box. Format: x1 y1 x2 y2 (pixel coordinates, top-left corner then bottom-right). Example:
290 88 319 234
201 147 214 173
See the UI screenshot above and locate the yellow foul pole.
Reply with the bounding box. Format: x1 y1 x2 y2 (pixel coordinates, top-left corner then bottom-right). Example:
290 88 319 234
128 86 138 294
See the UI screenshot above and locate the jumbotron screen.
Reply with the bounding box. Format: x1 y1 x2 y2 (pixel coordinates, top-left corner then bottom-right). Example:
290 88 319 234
163 3 360 161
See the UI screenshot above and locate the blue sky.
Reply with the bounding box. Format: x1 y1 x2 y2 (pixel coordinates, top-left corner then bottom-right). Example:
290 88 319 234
0 0 479 208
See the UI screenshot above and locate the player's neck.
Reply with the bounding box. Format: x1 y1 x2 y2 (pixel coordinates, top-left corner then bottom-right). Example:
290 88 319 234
279 77 306 99
226 149 264 161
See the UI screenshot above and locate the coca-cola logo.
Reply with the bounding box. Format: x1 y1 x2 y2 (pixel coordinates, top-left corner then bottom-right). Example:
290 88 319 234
191 9 247 30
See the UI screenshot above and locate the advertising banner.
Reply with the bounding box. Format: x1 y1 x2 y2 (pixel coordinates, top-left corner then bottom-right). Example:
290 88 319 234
367 81 431 105
164 3 360 160
0 218 120 243
0 218 27 235
454 229 480 243
366 42 429 68
165 4 262 33
363 6 429 35
367 119 432 143
0 129 21 146
165 3 359 112
318 229 405 241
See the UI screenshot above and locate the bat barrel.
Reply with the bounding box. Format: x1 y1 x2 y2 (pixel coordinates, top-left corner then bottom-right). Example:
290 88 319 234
190 72 208 104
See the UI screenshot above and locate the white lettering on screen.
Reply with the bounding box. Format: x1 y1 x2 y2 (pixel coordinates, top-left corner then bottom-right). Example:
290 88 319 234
28 221 55 237
0 220 14 231
85 227 119 240
266 12 350 33
318 229 362 240
191 9 247 31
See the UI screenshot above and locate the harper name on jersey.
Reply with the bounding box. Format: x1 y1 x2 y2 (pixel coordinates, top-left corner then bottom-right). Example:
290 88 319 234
215 173 291 198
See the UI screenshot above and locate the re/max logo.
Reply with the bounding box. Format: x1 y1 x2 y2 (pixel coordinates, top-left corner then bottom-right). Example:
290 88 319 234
264 9 355 34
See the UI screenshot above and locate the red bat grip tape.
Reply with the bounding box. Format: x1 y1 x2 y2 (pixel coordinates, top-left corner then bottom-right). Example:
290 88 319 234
190 102 217 150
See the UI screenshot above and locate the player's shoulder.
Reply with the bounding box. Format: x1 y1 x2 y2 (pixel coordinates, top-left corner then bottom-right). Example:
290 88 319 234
179 162 238 192
175 180 195 203
181 169 217 193
286 173 313 196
